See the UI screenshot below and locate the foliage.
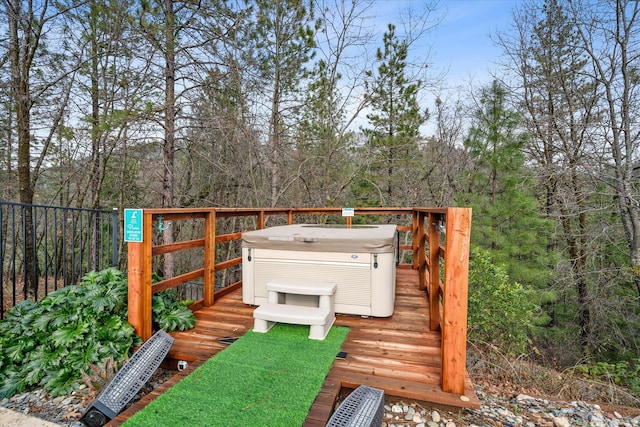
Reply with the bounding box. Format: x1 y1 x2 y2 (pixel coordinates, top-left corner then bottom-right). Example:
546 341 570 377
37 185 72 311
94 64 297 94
574 359 640 394
151 289 196 331
467 246 541 356
0 268 195 398
362 23 428 206
461 80 555 289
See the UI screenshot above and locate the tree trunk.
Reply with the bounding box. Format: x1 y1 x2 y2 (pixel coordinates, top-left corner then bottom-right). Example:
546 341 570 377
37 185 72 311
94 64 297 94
9 0 38 294
162 0 176 278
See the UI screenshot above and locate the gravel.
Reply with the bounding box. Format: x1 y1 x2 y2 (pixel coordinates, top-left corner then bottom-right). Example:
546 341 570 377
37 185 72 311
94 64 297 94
1 370 640 427
382 390 640 427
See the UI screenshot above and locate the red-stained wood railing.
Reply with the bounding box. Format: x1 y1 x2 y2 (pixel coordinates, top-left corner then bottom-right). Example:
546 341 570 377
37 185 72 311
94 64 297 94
127 207 471 395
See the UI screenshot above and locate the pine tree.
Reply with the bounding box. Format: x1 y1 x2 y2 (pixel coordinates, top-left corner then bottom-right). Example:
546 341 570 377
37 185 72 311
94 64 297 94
462 80 552 288
360 24 428 206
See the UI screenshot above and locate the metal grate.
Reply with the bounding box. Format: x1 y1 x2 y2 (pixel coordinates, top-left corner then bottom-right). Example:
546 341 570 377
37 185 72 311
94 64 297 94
326 385 384 427
80 329 174 427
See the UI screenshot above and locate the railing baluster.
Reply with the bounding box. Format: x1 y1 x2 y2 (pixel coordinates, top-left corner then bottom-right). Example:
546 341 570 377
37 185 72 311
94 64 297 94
0 204 4 319
11 206 17 307
0 202 119 317
112 208 119 267
53 209 59 290
44 207 49 296
21 205 27 300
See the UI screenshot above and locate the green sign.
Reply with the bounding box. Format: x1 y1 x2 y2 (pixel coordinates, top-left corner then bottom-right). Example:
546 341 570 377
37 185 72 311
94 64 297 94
124 209 143 242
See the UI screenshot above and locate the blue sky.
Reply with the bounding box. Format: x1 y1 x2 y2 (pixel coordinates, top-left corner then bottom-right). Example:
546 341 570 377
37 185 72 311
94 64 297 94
433 0 518 86
330 0 521 133
371 0 519 88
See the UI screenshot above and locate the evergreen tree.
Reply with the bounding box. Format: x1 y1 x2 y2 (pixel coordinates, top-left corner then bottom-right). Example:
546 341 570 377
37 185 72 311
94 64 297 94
462 80 552 288
360 24 428 206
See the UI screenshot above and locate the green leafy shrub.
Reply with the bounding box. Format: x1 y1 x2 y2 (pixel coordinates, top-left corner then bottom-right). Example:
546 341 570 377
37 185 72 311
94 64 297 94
0 267 195 398
574 359 640 393
152 289 196 331
467 246 540 355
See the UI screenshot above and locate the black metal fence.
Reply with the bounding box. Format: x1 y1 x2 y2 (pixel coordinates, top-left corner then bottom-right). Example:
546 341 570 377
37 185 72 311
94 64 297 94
0 201 119 318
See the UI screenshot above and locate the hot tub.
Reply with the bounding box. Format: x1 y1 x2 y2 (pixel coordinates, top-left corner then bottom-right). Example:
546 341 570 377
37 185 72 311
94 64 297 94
241 224 397 317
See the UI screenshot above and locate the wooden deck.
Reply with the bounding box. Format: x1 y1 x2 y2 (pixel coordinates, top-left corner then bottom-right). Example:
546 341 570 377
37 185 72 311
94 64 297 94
109 268 479 426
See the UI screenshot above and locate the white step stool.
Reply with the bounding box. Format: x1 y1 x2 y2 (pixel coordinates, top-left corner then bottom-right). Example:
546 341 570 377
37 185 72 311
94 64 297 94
253 278 337 340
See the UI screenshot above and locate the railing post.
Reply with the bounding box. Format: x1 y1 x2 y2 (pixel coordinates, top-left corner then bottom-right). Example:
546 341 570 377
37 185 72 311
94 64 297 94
204 210 216 306
112 208 119 267
412 211 419 270
416 212 426 289
258 211 265 229
428 213 440 331
128 211 153 341
441 207 472 395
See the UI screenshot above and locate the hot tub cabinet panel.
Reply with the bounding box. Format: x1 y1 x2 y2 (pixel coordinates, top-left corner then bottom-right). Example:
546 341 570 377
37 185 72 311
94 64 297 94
242 224 397 317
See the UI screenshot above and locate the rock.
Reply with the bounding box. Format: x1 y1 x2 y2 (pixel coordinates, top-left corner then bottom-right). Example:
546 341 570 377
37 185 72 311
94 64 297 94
553 416 571 427
516 393 536 401
431 410 441 423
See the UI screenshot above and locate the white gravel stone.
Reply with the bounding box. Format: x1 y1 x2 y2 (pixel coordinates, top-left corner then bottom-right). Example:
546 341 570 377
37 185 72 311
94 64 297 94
553 416 571 427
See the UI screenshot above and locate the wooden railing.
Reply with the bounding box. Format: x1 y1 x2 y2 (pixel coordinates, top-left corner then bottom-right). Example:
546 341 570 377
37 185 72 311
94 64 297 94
127 207 471 395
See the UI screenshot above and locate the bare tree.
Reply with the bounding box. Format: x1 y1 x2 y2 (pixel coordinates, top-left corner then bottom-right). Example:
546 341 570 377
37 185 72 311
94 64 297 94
419 94 471 207
496 0 601 351
291 0 376 207
3 0 79 292
567 0 640 300
252 0 318 207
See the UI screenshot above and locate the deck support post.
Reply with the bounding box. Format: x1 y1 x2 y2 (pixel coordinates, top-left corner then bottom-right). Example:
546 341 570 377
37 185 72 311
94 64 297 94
415 212 426 289
204 210 216 307
128 211 153 341
412 211 419 270
258 211 265 229
428 212 441 331
441 207 472 395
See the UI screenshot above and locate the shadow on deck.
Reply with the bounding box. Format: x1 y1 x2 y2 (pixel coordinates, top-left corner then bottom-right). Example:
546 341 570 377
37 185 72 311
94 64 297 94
109 268 479 426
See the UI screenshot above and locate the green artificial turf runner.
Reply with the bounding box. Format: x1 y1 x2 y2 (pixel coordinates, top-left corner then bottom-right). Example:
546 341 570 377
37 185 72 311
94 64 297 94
123 324 349 427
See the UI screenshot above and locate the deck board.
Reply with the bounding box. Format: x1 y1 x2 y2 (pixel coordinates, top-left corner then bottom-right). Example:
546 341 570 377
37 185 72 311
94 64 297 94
108 268 478 426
